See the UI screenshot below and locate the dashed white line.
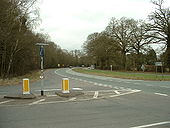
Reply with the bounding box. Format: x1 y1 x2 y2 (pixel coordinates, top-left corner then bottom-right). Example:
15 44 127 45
130 121 170 128
0 100 14 105
155 93 168 97
69 97 77 101
93 91 99 99
114 90 120 95
29 99 45 105
47 95 57 97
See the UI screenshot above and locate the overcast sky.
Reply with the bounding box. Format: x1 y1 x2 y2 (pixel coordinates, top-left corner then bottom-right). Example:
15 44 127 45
36 0 169 51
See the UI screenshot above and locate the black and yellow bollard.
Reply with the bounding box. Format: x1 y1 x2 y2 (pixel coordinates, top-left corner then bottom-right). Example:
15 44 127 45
62 78 69 93
23 78 30 95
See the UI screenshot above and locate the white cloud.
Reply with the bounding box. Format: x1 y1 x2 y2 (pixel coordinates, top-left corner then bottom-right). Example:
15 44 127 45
36 0 170 50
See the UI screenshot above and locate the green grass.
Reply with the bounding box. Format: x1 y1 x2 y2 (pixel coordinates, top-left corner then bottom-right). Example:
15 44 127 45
0 70 40 86
73 68 170 81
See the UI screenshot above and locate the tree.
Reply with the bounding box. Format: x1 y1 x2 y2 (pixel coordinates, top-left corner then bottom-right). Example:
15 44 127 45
147 0 170 69
129 20 154 70
83 32 120 69
105 17 136 69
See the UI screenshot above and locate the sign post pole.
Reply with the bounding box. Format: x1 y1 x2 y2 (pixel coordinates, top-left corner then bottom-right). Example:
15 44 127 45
155 62 164 80
36 43 49 96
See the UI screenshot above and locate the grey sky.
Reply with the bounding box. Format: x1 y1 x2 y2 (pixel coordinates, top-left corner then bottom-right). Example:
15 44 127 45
36 0 170 50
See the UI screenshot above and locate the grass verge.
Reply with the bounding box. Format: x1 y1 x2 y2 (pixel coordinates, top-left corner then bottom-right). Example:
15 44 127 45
73 68 170 81
0 70 40 86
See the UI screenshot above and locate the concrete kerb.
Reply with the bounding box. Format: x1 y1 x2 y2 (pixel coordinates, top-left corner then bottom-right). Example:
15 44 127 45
4 93 36 99
55 90 84 98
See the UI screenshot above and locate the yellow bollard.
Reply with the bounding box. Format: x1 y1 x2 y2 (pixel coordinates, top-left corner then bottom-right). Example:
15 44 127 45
62 78 69 93
23 78 30 94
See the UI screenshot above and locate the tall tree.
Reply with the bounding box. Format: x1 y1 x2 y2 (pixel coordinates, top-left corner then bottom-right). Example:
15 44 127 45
105 17 136 69
147 0 170 69
130 20 154 70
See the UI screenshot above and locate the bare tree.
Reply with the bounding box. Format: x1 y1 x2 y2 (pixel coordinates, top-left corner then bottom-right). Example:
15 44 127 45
148 0 170 68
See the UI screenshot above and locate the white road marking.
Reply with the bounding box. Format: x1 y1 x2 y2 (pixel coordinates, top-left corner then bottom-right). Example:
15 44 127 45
155 93 168 97
108 85 112 88
35 89 61 92
103 84 108 87
72 88 83 91
0 100 14 105
98 83 103 86
130 121 170 128
125 82 131 84
110 90 141 98
134 83 140 85
145 84 154 87
114 90 120 95
47 95 57 97
114 86 119 89
29 99 45 105
69 97 76 101
94 83 98 85
93 91 99 99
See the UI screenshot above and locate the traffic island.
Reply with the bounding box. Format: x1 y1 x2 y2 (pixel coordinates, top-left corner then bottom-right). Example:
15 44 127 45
55 90 84 98
4 93 36 99
4 78 36 99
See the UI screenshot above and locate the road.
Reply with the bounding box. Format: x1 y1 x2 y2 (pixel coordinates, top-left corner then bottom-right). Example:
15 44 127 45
0 68 170 128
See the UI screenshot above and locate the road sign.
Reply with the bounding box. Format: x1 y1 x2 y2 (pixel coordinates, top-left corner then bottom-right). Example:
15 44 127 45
40 46 44 57
155 62 163 66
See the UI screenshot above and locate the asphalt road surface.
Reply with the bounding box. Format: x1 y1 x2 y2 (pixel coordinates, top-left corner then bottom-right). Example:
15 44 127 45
0 68 170 128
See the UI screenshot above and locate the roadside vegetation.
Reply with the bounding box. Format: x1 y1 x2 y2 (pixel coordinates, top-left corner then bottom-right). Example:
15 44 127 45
0 70 40 86
0 0 81 79
81 0 170 72
0 0 170 81
73 68 170 81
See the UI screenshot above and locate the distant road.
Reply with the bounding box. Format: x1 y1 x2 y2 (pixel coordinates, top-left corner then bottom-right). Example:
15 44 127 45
0 68 170 128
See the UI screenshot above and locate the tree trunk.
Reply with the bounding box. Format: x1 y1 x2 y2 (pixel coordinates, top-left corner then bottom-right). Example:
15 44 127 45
6 40 19 78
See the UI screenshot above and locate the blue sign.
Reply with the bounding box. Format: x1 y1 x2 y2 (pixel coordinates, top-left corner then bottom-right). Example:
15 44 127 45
40 47 44 57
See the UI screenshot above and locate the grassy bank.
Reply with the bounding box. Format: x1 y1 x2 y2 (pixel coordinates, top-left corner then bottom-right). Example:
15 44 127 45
73 68 170 81
0 70 40 86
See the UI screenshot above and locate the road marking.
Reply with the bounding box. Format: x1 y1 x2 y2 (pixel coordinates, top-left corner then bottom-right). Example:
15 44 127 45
0 100 14 105
72 88 83 91
130 121 170 128
29 99 45 105
103 84 108 87
110 90 141 98
69 97 76 101
98 83 103 86
47 95 57 97
114 90 120 95
93 91 99 99
155 93 168 97
114 86 119 89
134 83 140 85
108 85 112 88
35 89 61 92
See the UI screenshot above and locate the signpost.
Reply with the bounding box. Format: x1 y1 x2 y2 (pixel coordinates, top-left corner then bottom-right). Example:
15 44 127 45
36 43 49 96
141 64 145 72
110 65 113 71
155 62 164 80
